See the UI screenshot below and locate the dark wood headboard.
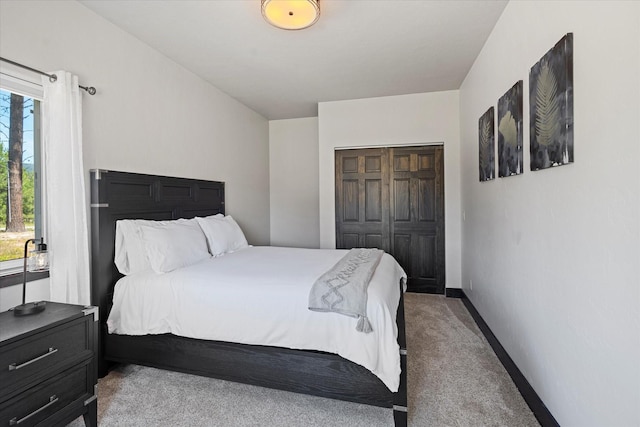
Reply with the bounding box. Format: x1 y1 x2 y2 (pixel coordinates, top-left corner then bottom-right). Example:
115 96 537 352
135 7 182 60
89 169 225 326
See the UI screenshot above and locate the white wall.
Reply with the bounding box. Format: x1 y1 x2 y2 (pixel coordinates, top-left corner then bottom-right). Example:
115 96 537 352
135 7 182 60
0 0 270 244
0 0 270 310
318 91 462 288
459 2 640 426
269 117 320 248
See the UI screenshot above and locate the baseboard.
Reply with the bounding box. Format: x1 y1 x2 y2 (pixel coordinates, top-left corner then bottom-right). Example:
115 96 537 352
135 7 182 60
445 288 464 298
460 290 560 427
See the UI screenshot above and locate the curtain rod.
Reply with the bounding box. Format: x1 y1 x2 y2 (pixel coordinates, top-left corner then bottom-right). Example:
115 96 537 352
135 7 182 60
0 56 96 95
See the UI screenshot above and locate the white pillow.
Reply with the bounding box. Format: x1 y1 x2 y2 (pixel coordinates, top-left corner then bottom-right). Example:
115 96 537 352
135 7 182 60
114 220 134 274
196 215 249 257
115 216 220 275
138 220 210 273
115 219 166 274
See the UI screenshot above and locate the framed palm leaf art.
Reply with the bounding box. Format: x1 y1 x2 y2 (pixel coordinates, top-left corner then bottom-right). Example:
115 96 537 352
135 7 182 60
478 107 495 182
498 81 524 177
529 33 574 170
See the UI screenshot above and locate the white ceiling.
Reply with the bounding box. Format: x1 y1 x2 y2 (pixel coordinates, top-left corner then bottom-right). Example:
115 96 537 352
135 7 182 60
80 0 508 120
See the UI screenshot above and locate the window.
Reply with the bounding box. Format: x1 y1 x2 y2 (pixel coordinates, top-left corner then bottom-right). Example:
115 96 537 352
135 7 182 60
0 75 44 277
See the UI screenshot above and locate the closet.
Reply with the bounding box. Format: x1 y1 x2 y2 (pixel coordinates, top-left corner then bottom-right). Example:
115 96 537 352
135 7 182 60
335 146 445 293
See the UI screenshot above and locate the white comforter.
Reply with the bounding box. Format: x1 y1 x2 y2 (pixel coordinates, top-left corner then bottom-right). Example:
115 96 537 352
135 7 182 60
107 246 406 391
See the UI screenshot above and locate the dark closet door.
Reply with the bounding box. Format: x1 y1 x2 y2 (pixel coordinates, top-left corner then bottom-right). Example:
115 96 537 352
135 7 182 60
335 146 445 294
389 146 445 293
335 148 390 251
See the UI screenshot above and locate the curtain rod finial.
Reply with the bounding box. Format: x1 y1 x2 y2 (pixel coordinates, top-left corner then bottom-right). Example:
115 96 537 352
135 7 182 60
79 85 96 95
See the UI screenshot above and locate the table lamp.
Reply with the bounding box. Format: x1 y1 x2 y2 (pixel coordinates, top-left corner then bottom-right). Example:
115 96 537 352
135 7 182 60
13 237 49 316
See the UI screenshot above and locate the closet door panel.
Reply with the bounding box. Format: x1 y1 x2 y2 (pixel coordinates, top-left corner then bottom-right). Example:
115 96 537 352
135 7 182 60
364 234 384 249
341 180 359 222
364 179 383 222
390 146 445 293
335 149 390 252
418 178 435 222
415 234 436 279
393 179 411 221
393 234 412 276
342 233 359 249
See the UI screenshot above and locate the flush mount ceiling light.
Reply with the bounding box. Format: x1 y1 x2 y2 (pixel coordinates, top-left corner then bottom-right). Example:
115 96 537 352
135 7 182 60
261 0 320 30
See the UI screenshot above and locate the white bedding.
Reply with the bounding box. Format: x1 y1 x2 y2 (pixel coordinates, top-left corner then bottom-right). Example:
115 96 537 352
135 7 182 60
107 246 406 391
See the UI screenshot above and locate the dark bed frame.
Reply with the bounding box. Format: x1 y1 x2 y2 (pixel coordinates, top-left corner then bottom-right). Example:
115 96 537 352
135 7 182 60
89 169 408 426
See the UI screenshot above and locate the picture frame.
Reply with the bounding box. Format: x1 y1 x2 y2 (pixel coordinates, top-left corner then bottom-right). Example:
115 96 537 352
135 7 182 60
529 33 574 170
479 107 495 182
498 80 524 177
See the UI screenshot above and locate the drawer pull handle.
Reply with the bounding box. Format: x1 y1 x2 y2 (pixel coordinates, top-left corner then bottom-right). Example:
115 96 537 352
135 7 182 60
8 347 58 371
9 395 58 425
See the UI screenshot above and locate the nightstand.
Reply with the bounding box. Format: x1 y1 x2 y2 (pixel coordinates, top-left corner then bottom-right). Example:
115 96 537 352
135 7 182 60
0 302 98 427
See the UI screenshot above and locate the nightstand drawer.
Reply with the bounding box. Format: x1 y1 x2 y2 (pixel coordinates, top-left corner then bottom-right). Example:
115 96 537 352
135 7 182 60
0 363 90 427
0 318 91 399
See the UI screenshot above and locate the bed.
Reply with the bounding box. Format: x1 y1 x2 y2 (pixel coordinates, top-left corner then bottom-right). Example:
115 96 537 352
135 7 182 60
89 170 408 426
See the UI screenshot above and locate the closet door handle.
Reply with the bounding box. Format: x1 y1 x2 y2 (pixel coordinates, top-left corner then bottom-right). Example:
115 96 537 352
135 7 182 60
9 395 58 425
8 347 58 371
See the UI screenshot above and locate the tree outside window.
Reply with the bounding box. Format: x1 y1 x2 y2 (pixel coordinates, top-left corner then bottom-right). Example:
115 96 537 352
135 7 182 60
0 88 37 262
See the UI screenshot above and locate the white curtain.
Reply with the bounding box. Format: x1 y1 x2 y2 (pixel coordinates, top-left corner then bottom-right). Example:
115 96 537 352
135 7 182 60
41 71 91 306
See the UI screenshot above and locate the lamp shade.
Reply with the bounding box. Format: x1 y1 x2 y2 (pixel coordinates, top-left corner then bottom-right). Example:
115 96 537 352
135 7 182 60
28 242 49 272
261 0 320 30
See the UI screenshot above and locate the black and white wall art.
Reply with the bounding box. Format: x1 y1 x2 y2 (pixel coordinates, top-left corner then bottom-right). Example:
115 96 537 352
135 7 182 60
498 81 524 177
529 33 574 171
479 107 495 182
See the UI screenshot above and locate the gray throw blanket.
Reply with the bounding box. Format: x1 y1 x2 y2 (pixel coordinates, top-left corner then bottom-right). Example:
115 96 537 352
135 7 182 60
308 248 384 333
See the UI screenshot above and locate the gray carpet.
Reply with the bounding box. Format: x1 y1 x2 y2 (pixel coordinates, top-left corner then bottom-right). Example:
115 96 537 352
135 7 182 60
69 294 539 426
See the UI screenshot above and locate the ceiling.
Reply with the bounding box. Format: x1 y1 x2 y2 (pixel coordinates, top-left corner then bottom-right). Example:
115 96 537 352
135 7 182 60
80 0 508 120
